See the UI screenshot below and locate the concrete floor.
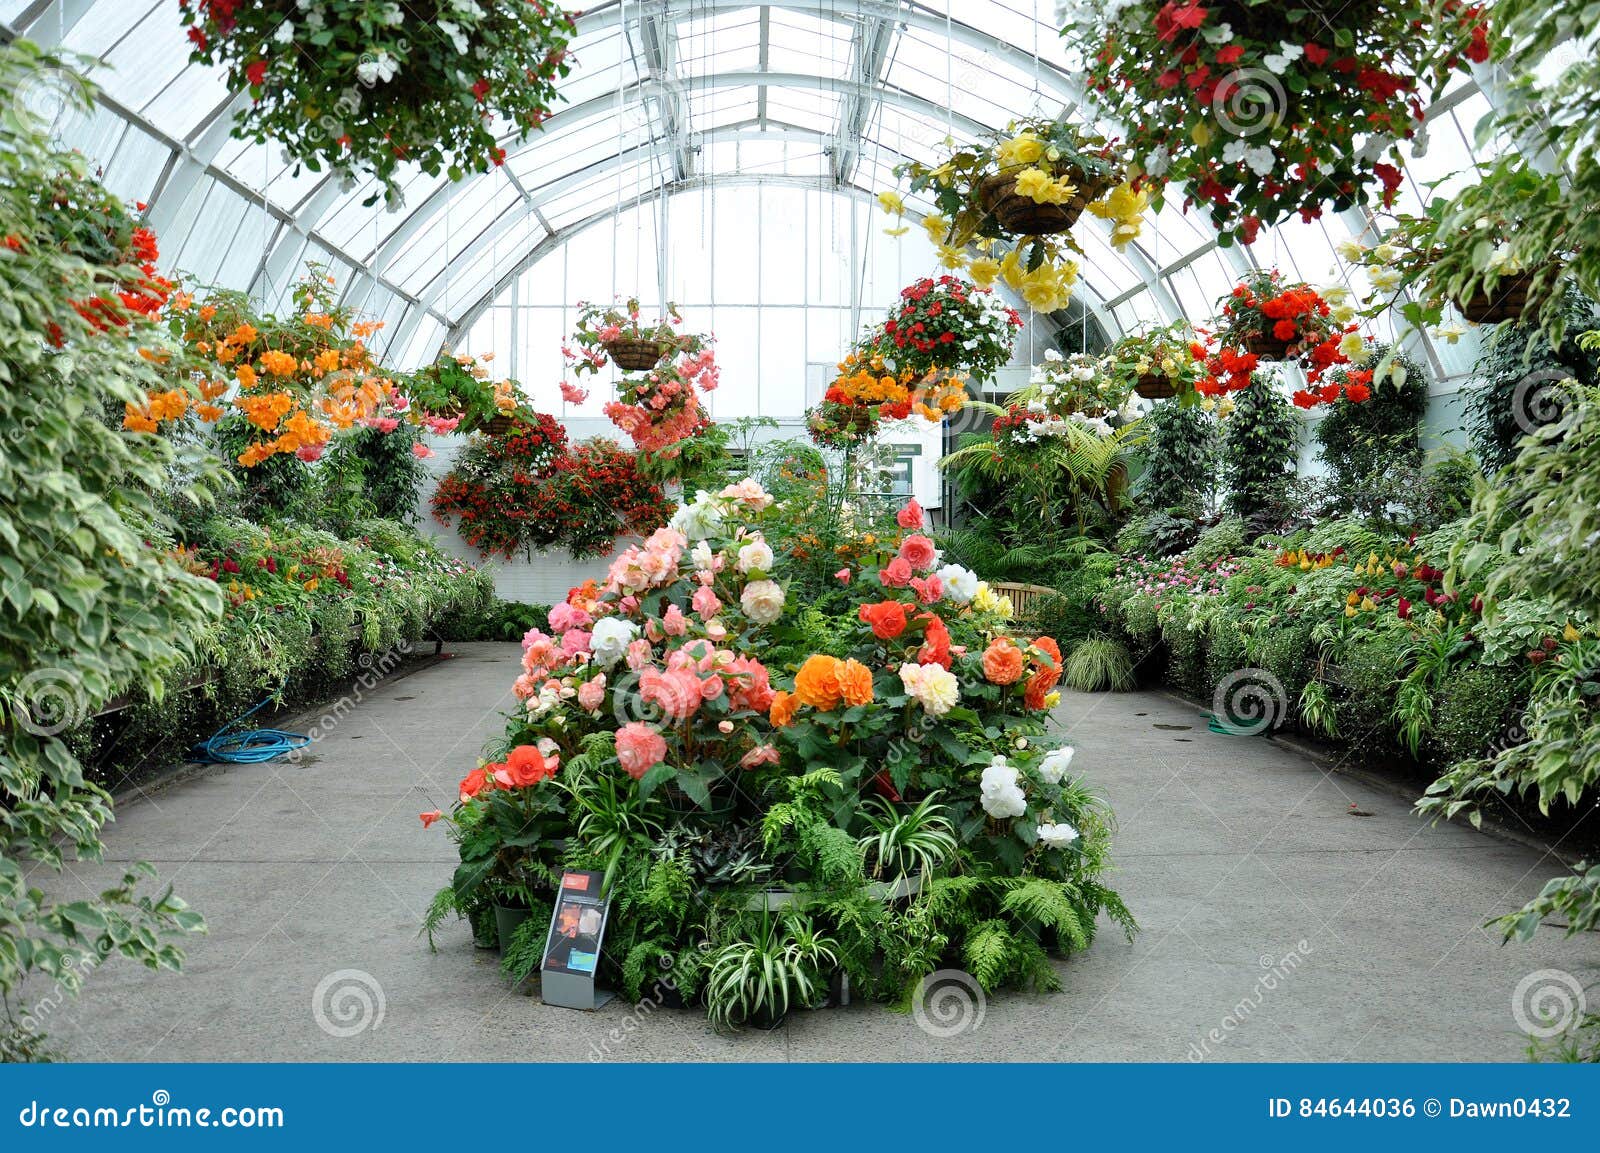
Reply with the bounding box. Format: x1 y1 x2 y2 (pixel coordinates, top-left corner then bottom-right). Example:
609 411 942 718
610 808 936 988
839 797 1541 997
26 641 1596 1062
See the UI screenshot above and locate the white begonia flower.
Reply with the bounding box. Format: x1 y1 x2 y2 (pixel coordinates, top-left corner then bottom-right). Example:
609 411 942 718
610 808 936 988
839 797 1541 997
589 617 639 668
1221 139 1248 165
1144 145 1171 178
736 536 774 575
1044 348 1063 362
1432 322 1468 344
1038 745 1075 784
740 579 786 625
980 757 1028 819
1387 363 1408 387
1243 145 1276 176
1368 266 1402 293
1335 238 1366 263
936 564 979 604
1038 821 1081 849
274 21 295 43
670 491 726 540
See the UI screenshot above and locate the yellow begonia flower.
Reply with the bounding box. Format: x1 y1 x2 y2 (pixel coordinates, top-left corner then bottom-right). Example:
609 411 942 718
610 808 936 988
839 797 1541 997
969 256 1001 287
996 131 1045 168
1020 263 1071 313
1338 331 1369 362
1087 182 1149 251
883 225 910 237
1014 166 1068 205
935 243 970 271
999 248 1027 292
921 214 950 244
877 190 905 216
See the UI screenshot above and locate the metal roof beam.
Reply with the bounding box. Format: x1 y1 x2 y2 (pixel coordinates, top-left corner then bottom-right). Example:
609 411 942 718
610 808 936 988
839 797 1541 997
831 13 898 185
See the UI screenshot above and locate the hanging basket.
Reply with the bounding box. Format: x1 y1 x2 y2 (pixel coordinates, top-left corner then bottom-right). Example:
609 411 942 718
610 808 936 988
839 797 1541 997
604 338 669 372
1456 274 1534 325
977 169 1110 236
480 413 517 437
1133 372 1176 400
1243 332 1295 361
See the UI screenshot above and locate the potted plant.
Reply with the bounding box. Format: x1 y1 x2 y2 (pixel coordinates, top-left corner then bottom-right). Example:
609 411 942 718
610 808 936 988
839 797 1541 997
704 911 839 1030
1060 0 1489 244
566 299 711 375
1344 162 1569 335
877 275 1023 381
421 743 568 953
401 351 512 434
177 0 577 206
885 118 1146 313
857 793 957 884
1105 323 1211 403
804 346 961 451
1203 271 1361 410
162 267 399 467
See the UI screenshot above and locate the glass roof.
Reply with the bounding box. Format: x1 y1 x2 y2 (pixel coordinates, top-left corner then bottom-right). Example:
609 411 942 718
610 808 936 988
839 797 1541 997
1 0 1500 382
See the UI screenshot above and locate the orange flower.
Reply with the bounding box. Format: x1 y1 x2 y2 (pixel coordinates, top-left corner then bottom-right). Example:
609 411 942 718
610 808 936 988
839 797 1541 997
229 323 258 345
837 658 875 707
258 349 297 377
313 348 341 374
981 638 1026 685
1024 636 1063 710
794 654 844 711
195 403 224 422
235 363 258 390
858 600 908 640
198 305 216 321
122 404 158 434
769 689 798 728
147 389 189 421
236 392 292 431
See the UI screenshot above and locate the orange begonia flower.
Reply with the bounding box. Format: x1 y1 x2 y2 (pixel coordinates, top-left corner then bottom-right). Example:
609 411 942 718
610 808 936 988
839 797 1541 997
794 654 844 711
981 638 1026 686
768 689 798 728
836 658 875 707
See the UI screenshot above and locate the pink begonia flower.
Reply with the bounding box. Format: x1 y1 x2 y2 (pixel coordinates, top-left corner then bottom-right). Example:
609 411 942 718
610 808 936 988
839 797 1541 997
412 442 434 459
363 416 401 433
691 585 722 618
662 603 689 636
896 498 924 530
296 444 325 462
625 638 653 670
560 629 592 656
910 575 943 605
835 568 852 584
424 414 461 435
560 381 589 405
717 720 735 735
898 534 937 571
740 745 780 769
705 620 728 642
548 603 593 632
577 676 606 712
615 722 667 780
879 557 913 588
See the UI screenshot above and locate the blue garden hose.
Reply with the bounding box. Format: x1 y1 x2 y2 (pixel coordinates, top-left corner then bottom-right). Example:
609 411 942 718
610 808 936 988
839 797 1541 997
190 694 310 764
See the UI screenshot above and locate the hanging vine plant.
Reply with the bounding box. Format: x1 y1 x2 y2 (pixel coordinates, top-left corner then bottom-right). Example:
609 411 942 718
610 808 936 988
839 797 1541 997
178 0 578 206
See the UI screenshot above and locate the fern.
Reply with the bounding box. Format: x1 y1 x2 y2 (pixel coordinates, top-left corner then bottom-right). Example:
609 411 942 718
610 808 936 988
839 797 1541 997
420 885 458 952
499 913 548 985
1002 877 1089 952
962 919 1013 992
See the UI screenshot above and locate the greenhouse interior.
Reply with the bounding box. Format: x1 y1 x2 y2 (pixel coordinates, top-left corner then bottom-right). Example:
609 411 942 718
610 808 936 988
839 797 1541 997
1 0 1598 1074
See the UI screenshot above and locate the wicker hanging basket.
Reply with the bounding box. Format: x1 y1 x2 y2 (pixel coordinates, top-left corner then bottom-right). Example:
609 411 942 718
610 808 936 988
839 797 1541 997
1243 332 1295 361
1133 372 1176 400
604 338 669 372
480 413 517 436
977 169 1110 236
1456 273 1533 325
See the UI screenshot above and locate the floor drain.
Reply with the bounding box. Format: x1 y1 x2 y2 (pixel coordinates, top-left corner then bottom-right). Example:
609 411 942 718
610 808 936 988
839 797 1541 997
1153 723 1192 731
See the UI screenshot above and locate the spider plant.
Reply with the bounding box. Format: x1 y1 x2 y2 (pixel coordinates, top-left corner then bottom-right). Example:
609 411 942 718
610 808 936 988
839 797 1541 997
564 763 664 895
704 912 839 1031
857 793 957 882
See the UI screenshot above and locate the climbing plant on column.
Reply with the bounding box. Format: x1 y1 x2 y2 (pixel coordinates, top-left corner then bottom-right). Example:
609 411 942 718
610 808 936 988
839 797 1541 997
0 44 222 1060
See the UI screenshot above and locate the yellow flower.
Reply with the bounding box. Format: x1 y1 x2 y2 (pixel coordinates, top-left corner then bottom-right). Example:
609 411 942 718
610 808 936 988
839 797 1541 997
1044 690 1061 709
883 225 910 237
969 256 1001 287
1344 605 1358 618
1020 263 1071 313
999 248 1027 292
1087 183 1149 251
1014 167 1075 205
996 130 1045 168
1338 331 1369 362
1360 596 1377 612
877 190 905 216
935 243 970 271
1563 622 1581 642
921 214 950 244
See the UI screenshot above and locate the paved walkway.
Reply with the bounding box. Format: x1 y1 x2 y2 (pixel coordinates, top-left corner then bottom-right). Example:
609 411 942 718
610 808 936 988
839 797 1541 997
30 642 1595 1061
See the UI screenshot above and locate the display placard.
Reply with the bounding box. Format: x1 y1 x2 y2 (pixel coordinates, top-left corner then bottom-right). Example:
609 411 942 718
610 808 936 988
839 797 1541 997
539 870 614 1010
